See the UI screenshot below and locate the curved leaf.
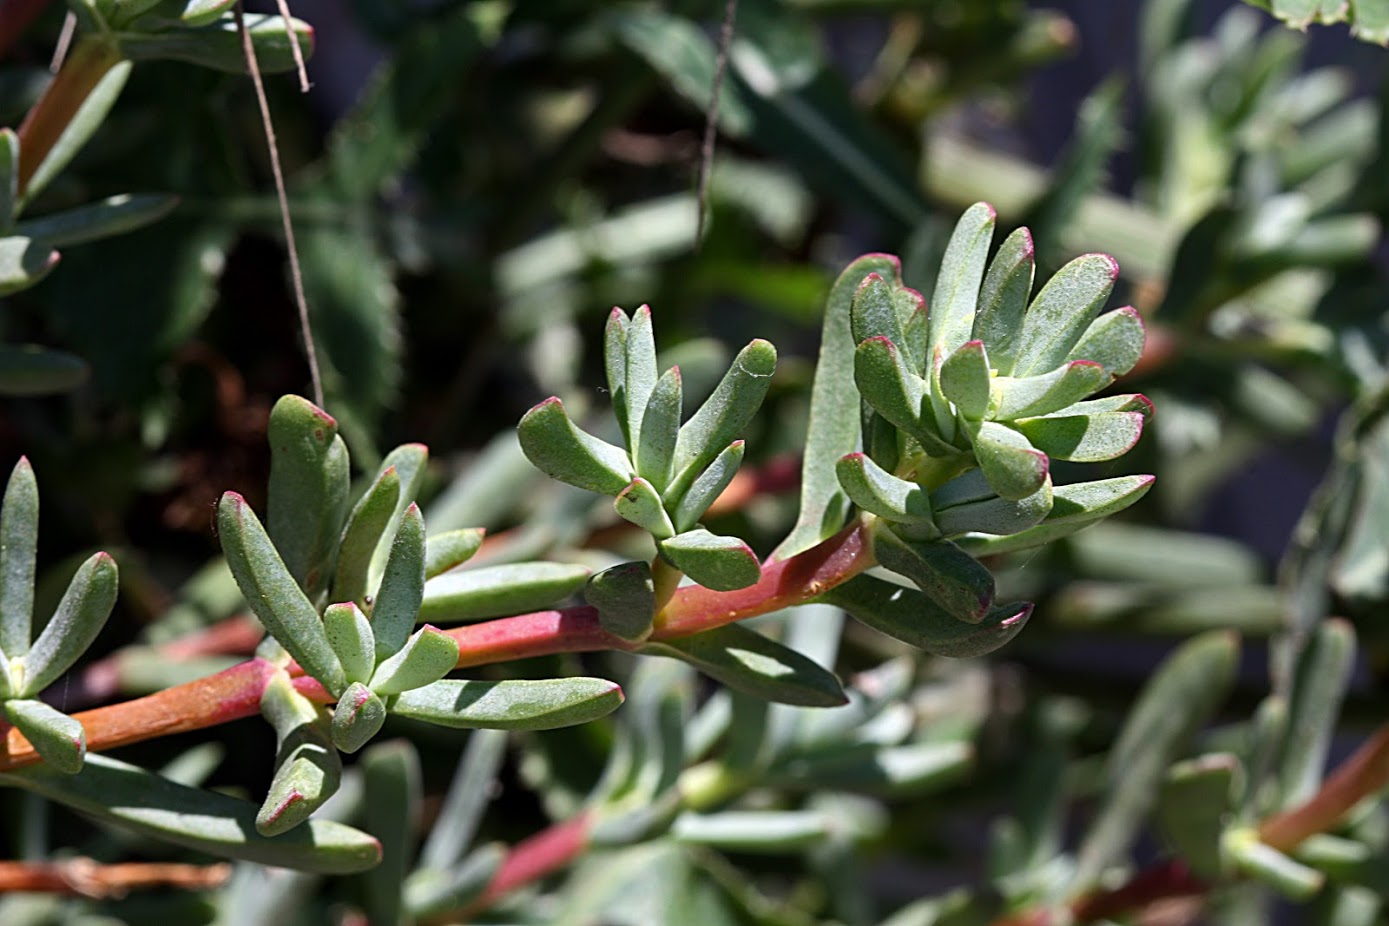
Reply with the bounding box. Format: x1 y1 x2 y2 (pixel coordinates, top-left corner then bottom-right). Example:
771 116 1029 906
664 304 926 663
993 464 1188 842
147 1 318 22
644 622 846 707
420 562 589 624
820 575 1033 658
392 677 624 730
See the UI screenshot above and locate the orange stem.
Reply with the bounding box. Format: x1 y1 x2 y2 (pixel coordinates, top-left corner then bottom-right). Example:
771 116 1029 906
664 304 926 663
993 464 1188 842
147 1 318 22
0 859 230 896
15 36 122 195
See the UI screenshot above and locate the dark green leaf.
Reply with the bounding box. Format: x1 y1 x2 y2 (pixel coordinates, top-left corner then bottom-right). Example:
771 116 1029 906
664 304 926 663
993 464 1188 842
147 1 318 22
0 457 37 660
834 452 935 530
644 622 845 707
21 551 117 696
956 475 1156 557
1159 753 1240 880
668 340 776 500
518 397 633 496
1277 619 1355 807
854 336 952 455
0 345 87 396
850 273 907 346
16 193 177 247
257 673 341 837
0 129 16 227
821 575 1033 658
934 480 1053 537
659 529 761 592
420 562 589 624
392 677 624 730
116 14 315 75
587 561 656 641
870 528 995 622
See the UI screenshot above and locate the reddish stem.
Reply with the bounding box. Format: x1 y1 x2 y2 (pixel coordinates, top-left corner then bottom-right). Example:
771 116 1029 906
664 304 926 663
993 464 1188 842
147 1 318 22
470 810 593 912
0 859 231 896
1259 722 1389 851
448 608 629 668
16 35 122 194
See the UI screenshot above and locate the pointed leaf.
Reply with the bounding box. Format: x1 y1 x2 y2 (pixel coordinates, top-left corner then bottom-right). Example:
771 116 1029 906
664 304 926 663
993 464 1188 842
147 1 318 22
1015 411 1146 462
421 562 589 624
637 365 682 490
614 477 676 539
938 339 992 419
331 465 401 605
659 529 761 592
972 230 1036 376
331 682 386 754
1224 829 1324 900
323 602 375 685
1050 393 1154 418
419 729 508 871
4 699 84 774
834 452 935 529
850 273 906 346
518 397 633 496
362 740 421 926
934 479 1053 537
257 676 342 837
370 626 459 695
644 622 846 707
672 810 832 852
219 492 346 696
371 504 426 659
1069 306 1146 376
773 254 899 560
0 457 37 658
1277 619 1355 807
391 677 624 730
972 421 1049 500
21 552 117 697
854 336 953 455
16 193 178 247
668 339 776 499
586 561 656 641
1159 753 1240 880
605 308 630 431
928 203 996 356
956 475 1156 557
0 344 88 396
821 575 1033 658
406 845 504 919
0 129 16 226
1012 253 1119 376
670 440 744 533
624 306 659 452
871 528 995 622
117 14 315 75
424 529 485 579
991 361 1112 421
266 395 350 600
0 236 59 296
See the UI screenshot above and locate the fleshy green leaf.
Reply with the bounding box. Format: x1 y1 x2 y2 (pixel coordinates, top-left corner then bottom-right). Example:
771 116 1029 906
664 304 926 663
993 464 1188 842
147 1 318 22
928 202 996 356
623 306 660 453
0 236 59 296
420 562 589 624
266 395 350 600
973 227 1037 376
424 529 486 579
4 699 84 774
956 475 1156 557
1 753 380 873
0 457 38 659
1012 253 1119 377
362 740 421 926
370 626 459 695
332 682 387 754
1277 619 1355 807
850 273 907 347
1158 753 1240 880
219 492 346 696
323 602 375 686
21 552 118 697
668 340 776 499
116 14 315 75
643 623 846 707
418 729 507 871
854 336 952 455
820 575 1033 658
177 0 237 26
1014 411 1146 462
257 675 342 837
605 308 630 432
1224 828 1324 900
871 528 995 622
938 339 992 420
766 741 972 796
518 397 633 496
773 254 899 560
586 561 656 641
0 129 16 227
972 421 1049 500
331 465 401 606
933 479 1053 537
371 504 426 659
658 529 761 592
614 477 676 538
834 452 935 530
0 345 88 396
672 810 832 852
669 440 744 533
637 366 682 491
16 193 178 247
991 361 1112 421
391 677 624 730
406 845 504 919
1068 306 1146 376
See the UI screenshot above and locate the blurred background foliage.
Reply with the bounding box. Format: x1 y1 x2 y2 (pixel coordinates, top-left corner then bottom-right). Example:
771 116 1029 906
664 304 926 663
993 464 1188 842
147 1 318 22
4 0 1389 923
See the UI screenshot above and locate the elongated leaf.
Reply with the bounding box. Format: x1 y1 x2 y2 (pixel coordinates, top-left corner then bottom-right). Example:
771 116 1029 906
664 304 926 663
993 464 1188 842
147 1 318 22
615 477 676 538
363 740 421 926
939 339 992 419
0 236 59 295
973 227 1036 376
873 528 995 622
368 443 428 589
1159 753 1240 880
1012 253 1119 377
370 626 459 695
1068 306 1146 376
854 336 952 455
4 699 84 774
331 465 401 605
1 754 380 873
928 203 996 356
668 340 776 499
0 457 37 659
257 673 341 836
371 504 426 658
934 480 1053 537
670 440 744 533
420 562 589 624
323 602 375 685
0 344 87 395
850 273 907 346
219 492 346 696
972 421 1049 500
424 529 485 579
766 740 972 796
117 14 315 75
659 529 761 591
392 677 624 730
332 682 386 754
1225 829 1324 900
266 395 350 600
644 622 845 707
956 475 1155 557
419 729 508 871
17 193 178 247
606 308 630 435
773 254 899 560
623 306 660 452
1015 411 1146 462
1277 619 1355 807
992 361 1112 421
637 366 682 490
21 552 117 697
587 560 656 641
1072 631 1240 892
835 453 935 529
821 575 1033 658
673 810 831 852
0 129 15 227
406 844 504 919
518 397 633 496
